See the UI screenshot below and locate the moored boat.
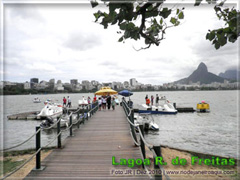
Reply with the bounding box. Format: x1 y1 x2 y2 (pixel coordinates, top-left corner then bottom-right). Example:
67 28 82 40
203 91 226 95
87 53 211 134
138 96 177 114
37 101 63 119
33 97 41 103
134 113 159 131
197 101 210 113
78 97 89 107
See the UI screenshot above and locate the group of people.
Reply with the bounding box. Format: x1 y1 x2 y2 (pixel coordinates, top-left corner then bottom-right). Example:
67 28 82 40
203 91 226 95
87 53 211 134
145 94 160 106
63 96 71 107
98 94 116 111
63 94 117 110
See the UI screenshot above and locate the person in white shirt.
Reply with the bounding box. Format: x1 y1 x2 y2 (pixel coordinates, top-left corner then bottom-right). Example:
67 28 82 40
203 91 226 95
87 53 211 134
67 96 71 108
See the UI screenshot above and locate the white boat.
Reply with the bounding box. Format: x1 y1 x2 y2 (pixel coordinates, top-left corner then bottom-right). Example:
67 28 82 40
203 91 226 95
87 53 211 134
37 102 63 119
78 97 88 107
40 113 84 129
134 113 159 131
33 97 41 103
138 96 177 114
40 114 70 128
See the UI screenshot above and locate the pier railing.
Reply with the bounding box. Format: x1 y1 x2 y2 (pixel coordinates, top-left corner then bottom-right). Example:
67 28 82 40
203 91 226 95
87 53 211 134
1 101 99 180
122 99 170 180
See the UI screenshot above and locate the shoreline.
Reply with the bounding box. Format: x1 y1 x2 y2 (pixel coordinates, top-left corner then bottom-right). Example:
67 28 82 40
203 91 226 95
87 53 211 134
1 89 239 96
1 146 239 179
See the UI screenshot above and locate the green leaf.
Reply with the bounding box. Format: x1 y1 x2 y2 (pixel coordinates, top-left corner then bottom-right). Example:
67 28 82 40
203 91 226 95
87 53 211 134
178 12 184 19
119 22 127 30
175 21 180 26
90 1 98 8
93 11 103 22
207 31 215 41
109 3 121 12
194 0 202 6
160 18 163 25
170 17 176 25
219 36 227 46
118 37 124 42
160 8 171 19
228 34 237 43
176 9 180 15
214 41 220 49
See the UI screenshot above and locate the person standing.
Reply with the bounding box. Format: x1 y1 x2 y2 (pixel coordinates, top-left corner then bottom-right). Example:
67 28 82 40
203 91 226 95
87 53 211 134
67 96 71 108
145 95 148 100
102 96 107 110
151 95 154 106
146 97 150 106
87 96 91 104
156 94 159 106
63 97 67 107
111 97 116 110
93 95 97 103
106 94 111 110
98 97 102 111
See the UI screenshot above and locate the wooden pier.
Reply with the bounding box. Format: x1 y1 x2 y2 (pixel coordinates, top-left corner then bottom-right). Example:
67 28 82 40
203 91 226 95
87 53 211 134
26 106 149 179
7 111 40 120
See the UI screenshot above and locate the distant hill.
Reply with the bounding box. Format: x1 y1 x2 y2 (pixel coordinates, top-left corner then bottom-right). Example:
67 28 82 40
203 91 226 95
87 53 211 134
174 62 225 84
219 69 239 81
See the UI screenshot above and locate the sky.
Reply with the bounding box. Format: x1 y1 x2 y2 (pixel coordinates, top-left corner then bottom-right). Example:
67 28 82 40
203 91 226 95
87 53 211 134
1 1 239 85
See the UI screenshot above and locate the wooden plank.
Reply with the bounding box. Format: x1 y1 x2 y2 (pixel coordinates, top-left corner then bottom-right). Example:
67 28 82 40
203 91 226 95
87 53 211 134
26 106 150 180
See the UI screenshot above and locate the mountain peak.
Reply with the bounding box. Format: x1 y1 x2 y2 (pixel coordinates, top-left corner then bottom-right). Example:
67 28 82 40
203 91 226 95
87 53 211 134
174 62 225 84
197 62 208 73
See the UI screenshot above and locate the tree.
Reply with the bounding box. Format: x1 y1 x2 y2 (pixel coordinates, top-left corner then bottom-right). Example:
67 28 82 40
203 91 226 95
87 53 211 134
91 0 239 50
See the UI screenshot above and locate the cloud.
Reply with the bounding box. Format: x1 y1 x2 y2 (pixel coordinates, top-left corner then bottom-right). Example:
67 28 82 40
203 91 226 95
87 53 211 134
2 3 239 85
99 61 117 67
25 63 57 71
63 32 102 51
6 4 45 22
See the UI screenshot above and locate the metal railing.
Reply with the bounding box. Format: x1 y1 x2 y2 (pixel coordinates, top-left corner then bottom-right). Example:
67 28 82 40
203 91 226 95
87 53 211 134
1 101 99 180
122 99 170 180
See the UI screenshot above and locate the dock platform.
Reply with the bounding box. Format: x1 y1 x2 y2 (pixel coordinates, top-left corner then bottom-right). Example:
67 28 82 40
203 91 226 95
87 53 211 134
26 106 148 179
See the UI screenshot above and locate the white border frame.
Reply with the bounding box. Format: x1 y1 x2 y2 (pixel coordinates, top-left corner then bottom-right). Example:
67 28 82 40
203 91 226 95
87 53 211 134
0 0 239 178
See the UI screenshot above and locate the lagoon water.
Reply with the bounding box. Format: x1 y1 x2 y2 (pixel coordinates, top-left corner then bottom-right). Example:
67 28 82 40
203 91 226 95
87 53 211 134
1 91 239 159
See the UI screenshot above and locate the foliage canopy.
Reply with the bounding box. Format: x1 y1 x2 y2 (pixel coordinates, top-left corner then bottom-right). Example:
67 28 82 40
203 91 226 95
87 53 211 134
91 0 239 50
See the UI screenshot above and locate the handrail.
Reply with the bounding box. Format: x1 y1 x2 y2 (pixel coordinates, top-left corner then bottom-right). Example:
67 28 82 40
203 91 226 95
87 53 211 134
1 101 99 179
129 130 140 146
1 147 42 180
1 102 98 151
137 126 153 148
0 128 41 152
122 98 170 180
1 130 63 180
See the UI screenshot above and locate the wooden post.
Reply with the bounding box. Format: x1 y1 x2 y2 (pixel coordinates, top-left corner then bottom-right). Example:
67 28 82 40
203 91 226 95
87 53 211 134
35 126 41 169
69 115 73 136
83 112 85 124
153 146 162 180
77 111 80 128
130 109 138 146
173 102 176 109
139 125 146 160
57 117 61 148
86 106 89 120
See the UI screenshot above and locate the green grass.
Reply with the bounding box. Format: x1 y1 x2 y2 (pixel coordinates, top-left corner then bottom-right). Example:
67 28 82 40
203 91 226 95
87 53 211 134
0 158 24 176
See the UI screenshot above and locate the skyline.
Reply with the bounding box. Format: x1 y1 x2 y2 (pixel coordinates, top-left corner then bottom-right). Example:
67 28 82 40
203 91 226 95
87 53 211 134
1 1 239 85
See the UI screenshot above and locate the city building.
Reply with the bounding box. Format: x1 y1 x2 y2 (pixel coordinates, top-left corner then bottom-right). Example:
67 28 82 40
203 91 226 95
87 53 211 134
55 80 64 91
24 81 31 90
49 79 55 90
130 78 138 87
70 79 78 85
30 78 39 89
